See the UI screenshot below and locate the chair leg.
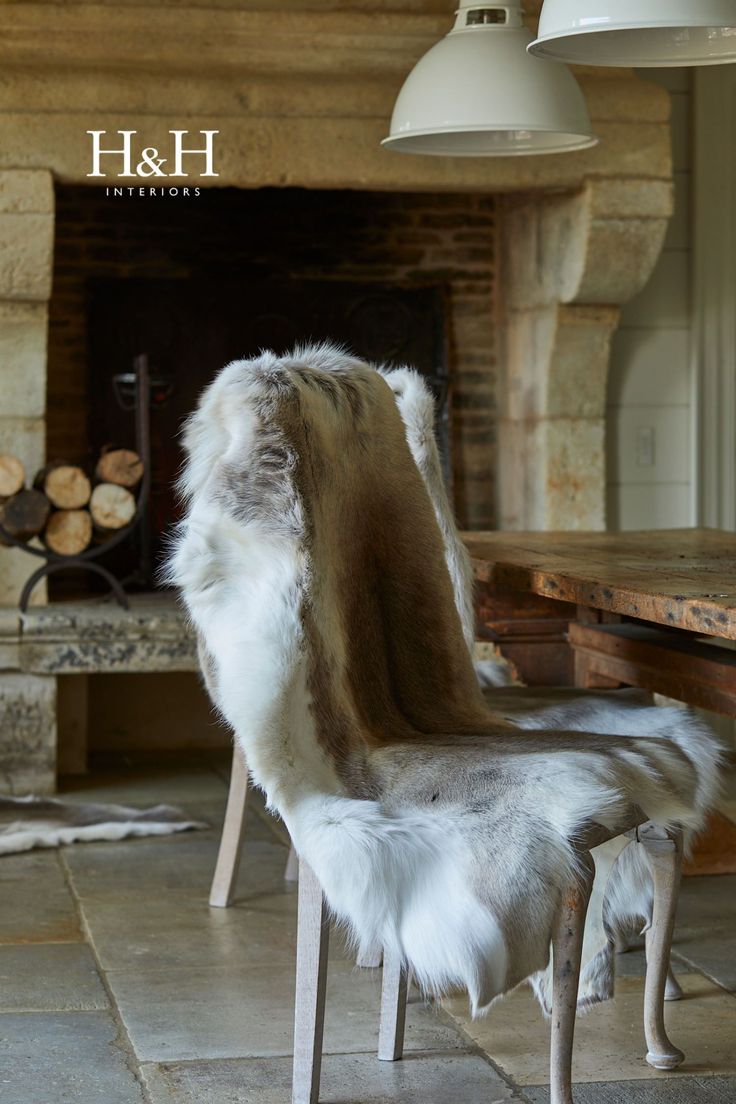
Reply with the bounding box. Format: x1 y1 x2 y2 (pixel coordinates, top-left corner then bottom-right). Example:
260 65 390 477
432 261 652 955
285 842 300 882
378 947 409 1062
292 861 330 1104
549 853 595 1104
645 929 683 1002
356 942 383 969
640 826 685 1070
209 745 249 908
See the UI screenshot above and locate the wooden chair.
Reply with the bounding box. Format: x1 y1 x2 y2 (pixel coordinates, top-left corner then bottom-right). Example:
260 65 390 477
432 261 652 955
210 748 685 1102
209 744 298 908
210 746 384 968
293 818 686 1104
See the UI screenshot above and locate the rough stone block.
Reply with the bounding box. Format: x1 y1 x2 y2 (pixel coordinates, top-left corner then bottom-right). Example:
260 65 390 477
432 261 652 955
577 216 670 305
0 415 44 486
0 415 46 608
0 301 47 417
497 416 605 531
590 178 674 220
0 169 53 214
0 211 54 300
544 417 605 531
0 671 56 794
0 546 47 608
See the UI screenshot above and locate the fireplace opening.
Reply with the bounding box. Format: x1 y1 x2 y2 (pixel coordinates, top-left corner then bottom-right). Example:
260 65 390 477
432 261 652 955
47 185 497 598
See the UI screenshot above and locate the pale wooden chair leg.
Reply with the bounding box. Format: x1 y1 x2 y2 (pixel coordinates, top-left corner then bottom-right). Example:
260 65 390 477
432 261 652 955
378 946 409 1062
292 860 330 1104
356 942 383 969
665 965 684 1002
549 853 595 1104
209 745 249 908
645 929 683 1002
285 843 299 882
640 826 685 1070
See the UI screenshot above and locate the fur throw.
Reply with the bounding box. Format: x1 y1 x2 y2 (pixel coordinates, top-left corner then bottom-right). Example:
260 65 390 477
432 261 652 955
168 343 721 1016
0 795 206 854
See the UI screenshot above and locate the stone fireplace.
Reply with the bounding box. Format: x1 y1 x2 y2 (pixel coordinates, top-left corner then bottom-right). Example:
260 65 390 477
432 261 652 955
0 0 674 790
48 183 497 587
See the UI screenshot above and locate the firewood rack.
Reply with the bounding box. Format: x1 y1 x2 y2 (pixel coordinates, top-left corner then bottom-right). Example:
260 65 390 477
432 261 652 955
0 355 152 612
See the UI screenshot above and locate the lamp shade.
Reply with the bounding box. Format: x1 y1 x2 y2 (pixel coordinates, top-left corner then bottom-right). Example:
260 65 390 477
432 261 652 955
529 1 736 66
382 1 596 156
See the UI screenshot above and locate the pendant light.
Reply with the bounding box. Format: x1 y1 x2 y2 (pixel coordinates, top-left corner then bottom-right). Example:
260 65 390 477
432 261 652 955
529 1 736 66
382 1 596 157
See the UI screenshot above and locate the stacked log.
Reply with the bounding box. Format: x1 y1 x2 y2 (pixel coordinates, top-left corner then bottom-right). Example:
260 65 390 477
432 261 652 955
0 489 50 543
44 510 94 556
0 455 25 499
95 448 144 489
0 448 142 557
90 483 136 533
35 464 91 510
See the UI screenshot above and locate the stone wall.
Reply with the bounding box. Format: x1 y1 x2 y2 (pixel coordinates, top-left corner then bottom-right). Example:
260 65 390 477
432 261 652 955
49 185 497 528
0 170 53 605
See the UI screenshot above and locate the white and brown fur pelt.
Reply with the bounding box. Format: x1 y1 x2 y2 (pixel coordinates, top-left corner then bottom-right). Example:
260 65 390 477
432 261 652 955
167 343 721 1017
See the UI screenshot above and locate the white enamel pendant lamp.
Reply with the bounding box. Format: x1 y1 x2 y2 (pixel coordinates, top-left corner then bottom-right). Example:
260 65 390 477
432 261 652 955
382 1 596 157
529 1 736 67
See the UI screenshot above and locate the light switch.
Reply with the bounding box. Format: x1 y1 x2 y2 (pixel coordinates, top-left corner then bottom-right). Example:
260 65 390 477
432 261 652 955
635 426 656 468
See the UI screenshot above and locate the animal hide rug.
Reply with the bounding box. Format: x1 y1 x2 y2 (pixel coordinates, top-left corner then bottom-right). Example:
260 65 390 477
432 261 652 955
168 343 721 1016
0 795 206 854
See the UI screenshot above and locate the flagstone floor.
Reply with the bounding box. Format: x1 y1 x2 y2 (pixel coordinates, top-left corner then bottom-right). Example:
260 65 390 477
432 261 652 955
3 753 735 1104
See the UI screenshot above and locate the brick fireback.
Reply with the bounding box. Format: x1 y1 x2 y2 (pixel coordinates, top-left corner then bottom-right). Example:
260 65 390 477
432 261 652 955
48 185 498 530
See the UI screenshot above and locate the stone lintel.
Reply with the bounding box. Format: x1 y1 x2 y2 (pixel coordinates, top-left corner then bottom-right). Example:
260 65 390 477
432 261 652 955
0 116 671 193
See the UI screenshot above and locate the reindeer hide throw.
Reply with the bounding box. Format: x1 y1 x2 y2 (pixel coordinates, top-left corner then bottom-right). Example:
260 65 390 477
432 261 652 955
169 344 721 1016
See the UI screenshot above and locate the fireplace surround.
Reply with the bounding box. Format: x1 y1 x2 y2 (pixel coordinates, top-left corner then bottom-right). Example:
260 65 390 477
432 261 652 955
0 0 674 789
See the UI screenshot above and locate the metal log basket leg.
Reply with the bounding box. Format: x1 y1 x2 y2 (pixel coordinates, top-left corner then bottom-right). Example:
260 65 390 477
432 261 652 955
0 354 153 611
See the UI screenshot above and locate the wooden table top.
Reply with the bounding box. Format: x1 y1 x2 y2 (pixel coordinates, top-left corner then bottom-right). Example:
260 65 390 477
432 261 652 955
462 528 736 641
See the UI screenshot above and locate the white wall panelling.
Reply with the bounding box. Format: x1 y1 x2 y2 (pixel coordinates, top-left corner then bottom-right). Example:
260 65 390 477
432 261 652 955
693 66 736 532
606 69 694 531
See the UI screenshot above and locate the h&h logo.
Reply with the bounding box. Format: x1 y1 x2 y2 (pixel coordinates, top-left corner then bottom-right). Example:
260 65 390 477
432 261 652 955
87 130 219 178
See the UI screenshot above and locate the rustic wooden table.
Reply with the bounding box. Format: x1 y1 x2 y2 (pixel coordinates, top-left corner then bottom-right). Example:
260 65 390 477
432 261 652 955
463 527 736 704
463 528 736 873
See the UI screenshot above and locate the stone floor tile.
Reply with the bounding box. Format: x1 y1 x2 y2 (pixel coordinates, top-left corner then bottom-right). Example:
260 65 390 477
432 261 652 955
81 879 298 971
64 826 283 901
524 1075 736 1103
0 1011 145 1103
675 875 736 992
60 755 228 806
0 943 108 1011
614 946 688 979
140 1051 518 1104
107 957 466 1063
444 973 736 1085
0 851 81 943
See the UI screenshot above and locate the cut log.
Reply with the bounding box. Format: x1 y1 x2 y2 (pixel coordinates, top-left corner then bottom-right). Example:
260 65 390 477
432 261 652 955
44 509 93 557
95 447 143 489
36 464 91 510
0 454 25 499
0 489 51 543
90 483 136 532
